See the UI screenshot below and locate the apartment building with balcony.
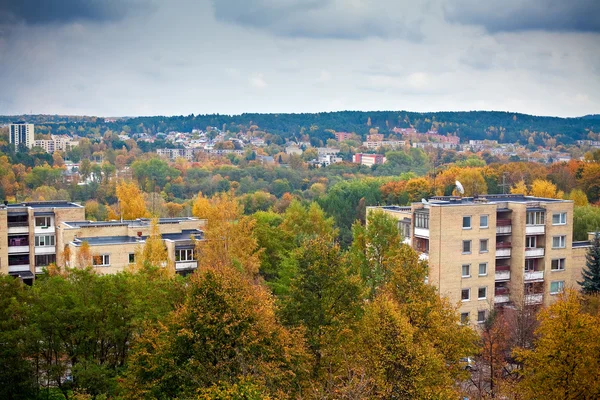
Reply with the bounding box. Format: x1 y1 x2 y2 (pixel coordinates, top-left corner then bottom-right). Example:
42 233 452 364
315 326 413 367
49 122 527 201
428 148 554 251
58 218 206 275
0 201 85 284
369 194 586 325
0 201 207 282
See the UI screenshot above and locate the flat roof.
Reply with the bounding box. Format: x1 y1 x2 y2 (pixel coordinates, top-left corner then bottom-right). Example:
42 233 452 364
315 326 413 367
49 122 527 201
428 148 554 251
73 229 203 246
63 217 200 228
5 201 83 209
426 194 569 207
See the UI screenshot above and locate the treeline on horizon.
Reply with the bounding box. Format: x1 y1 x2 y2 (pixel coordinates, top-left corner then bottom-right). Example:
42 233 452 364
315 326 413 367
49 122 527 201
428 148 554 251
2 110 600 143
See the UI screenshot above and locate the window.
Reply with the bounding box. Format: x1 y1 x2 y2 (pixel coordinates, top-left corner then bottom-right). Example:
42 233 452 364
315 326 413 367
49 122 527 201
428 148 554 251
414 212 429 229
129 253 135 264
35 216 51 227
480 239 489 253
35 235 55 247
551 258 566 271
552 235 566 249
477 310 486 324
460 312 470 324
35 254 56 267
525 259 536 271
552 212 567 225
550 281 564 294
462 240 472 254
93 254 110 267
478 262 487 276
526 211 545 225
525 236 537 248
461 288 470 301
463 216 472 229
462 264 471 278
480 215 489 228
478 287 487 300
176 249 194 262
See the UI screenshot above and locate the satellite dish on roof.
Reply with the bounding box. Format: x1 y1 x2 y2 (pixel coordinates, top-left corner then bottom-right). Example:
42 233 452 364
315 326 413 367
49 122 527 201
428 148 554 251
455 180 465 195
421 198 428 205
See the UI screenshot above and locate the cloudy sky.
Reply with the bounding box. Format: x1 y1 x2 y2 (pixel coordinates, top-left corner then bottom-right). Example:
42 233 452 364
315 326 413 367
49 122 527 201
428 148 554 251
0 0 599 117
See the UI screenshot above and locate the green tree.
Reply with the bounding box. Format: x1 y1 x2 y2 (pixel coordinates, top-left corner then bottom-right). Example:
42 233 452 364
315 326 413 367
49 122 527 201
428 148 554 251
580 232 600 294
121 266 310 399
280 238 363 378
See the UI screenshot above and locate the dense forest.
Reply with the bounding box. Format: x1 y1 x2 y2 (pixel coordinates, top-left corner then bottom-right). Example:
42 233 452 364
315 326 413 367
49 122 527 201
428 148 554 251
2 110 599 144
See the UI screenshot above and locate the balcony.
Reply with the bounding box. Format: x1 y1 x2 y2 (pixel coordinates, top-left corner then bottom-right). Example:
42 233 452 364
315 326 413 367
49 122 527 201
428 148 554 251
495 266 510 281
8 265 30 273
525 293 543 304
526 225 545 235
496 219 512 235
35 246 56 255
494 287 510 304
8 246 30 254
7 222 29 234
495 242 511 258
175 261 198 271
34 226 55 234
524 270 544 282
414 227 429 238
525 247 545 258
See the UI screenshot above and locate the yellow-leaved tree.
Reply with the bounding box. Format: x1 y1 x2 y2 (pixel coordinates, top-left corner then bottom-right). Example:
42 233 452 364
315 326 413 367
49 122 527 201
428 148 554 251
568 189 589 206
529 179 564 199
510 179 529 195
115 180 148 220
192 191 261 275
515 290 600 399
134 218 170 274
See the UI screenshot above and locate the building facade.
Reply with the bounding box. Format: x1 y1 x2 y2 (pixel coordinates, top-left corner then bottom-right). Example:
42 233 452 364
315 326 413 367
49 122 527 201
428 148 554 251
370 194 590 325
0 201 206 282
10 122 35 150
34 135 79 153
353 153 385 167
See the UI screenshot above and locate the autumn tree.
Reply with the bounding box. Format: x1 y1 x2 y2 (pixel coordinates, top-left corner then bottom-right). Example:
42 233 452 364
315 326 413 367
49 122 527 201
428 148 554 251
121 266 310 399
192 191 260 275
77 241 92 268
579 232 600 294
115 180 148 220
510 179 529 195
455 168 488 196
529 179 564 199
135 218 169 273
515 290 600 399
568 189 589 206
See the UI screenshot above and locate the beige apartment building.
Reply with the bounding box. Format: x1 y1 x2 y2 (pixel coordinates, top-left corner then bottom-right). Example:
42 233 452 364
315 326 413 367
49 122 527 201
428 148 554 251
370 194 591 325
0 201 205 283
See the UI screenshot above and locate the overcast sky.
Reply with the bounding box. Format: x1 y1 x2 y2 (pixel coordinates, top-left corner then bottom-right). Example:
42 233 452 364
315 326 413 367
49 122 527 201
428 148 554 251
0 0 599 117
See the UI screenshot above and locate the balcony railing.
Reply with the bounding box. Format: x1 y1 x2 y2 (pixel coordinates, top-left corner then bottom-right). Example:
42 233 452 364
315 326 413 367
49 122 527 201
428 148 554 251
525 293 543 304
8 246 30 254
496 242 511 249
496 224 512 235
496 242 511 258
175 261 198 271
495 269 510 281
526 225 545 235
525 247 545 258
524 270 544 281
494 287 510 304
414 227 429 238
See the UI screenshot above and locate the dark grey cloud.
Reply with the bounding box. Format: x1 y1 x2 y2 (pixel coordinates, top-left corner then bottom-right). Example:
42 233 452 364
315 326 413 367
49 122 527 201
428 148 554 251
445 0 600 33
0 0 148 25
211 0 427 40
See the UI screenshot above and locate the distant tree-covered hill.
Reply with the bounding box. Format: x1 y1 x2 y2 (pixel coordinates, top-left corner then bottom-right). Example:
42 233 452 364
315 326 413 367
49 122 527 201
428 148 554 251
1 110 598 144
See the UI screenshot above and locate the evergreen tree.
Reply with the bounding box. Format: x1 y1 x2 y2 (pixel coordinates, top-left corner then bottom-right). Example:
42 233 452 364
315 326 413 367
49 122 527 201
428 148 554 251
579 232 600 294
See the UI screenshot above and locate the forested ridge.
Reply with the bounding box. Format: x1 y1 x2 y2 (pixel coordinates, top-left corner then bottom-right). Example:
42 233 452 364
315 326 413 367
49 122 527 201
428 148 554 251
2 110 599 143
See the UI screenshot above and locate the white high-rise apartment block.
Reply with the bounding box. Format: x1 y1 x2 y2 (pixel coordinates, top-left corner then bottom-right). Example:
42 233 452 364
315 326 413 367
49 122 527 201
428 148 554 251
10 122 35 150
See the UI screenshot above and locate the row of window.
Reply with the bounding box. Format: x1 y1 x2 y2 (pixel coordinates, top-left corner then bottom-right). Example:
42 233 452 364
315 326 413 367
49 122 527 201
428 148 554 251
461 235 567 254
461 310 487 324
463 258 566 278
92 249 195 267
461 287 488 302
461 212 567 229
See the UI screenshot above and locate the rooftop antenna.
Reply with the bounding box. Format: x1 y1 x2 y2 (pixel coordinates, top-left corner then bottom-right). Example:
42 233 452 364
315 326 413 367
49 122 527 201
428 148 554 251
455 180 465 196
499 172 510 194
